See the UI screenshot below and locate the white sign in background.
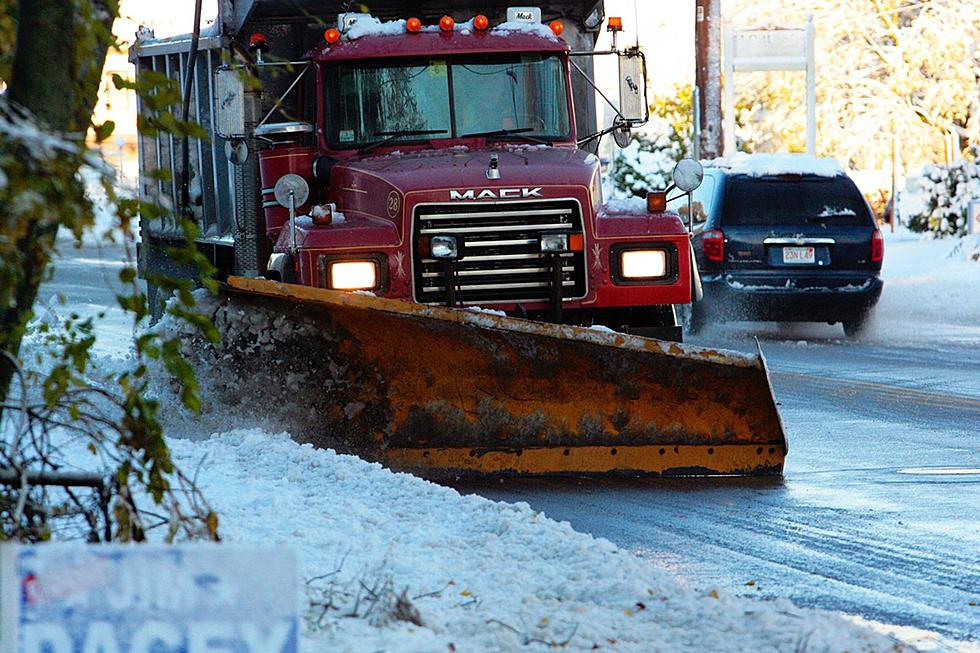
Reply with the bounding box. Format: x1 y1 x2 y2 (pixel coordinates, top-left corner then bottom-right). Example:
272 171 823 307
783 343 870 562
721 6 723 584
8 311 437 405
732 29 807 67
1 544 299 653
724 16 816 156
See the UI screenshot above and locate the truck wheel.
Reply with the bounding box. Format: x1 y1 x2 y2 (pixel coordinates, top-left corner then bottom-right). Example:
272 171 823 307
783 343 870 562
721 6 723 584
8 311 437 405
147 282 167 323
683 302 706 336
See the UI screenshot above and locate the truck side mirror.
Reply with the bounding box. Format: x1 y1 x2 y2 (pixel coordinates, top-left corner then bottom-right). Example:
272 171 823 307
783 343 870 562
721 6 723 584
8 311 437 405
612 119 631 148
617 48 648 125
672 159 704 193
215 67 246 138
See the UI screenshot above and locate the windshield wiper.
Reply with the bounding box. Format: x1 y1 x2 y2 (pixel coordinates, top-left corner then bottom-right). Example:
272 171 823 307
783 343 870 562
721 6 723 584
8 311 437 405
459 127 550 145
359 129 448 153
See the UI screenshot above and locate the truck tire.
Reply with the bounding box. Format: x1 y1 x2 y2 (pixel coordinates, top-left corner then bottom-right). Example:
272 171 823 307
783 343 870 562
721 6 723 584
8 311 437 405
682 302 706 336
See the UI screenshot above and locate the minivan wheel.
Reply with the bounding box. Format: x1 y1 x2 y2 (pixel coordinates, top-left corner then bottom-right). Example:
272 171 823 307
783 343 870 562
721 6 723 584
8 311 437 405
842 312 871 338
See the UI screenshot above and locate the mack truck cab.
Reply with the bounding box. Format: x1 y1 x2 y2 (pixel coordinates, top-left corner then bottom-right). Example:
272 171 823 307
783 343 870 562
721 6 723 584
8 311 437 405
134 2 703 340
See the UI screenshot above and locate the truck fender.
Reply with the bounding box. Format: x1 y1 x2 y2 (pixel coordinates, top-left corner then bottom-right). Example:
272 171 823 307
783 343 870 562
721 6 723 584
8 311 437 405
689 239 703 303
266 252 296 284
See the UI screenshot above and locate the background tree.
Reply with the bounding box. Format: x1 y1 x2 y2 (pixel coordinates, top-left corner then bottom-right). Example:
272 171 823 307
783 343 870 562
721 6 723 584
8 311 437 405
1 0 219 541
1 0 116 410
728 0 980 170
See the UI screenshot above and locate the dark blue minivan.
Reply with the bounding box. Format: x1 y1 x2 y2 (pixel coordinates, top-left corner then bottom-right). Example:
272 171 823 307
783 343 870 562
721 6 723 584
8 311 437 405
678 157 884 337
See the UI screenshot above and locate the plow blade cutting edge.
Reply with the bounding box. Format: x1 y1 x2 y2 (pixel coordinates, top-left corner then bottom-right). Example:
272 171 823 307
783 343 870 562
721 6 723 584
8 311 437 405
219 276 787 477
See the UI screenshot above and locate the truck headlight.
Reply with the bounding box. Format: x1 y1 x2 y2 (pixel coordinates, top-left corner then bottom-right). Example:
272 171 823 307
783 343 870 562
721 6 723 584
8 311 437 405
620 250 667 279
329 260 378 290
540 234 569 252
430 235 459 259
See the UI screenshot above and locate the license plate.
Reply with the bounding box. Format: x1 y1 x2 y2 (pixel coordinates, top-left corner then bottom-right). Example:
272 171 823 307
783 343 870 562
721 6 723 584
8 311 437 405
782 246 815 264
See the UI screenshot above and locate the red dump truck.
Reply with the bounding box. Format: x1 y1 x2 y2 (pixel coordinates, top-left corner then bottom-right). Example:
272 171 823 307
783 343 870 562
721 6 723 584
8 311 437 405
131 2 787 478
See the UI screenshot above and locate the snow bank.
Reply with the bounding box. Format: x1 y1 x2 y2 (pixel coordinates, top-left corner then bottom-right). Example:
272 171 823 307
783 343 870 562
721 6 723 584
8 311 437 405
865 228 980 343
706 152 844 178
164 428 901 653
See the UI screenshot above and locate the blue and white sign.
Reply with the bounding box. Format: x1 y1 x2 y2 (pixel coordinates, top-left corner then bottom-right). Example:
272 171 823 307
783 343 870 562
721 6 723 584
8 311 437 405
1 544 299 653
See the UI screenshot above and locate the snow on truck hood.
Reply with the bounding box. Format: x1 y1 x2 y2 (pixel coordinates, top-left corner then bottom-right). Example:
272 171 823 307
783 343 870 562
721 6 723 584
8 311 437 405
337 145 598 195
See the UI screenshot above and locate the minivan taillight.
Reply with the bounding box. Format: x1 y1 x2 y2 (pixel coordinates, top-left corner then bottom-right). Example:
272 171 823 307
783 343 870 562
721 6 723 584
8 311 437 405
871 229 884 263
703 229 725 262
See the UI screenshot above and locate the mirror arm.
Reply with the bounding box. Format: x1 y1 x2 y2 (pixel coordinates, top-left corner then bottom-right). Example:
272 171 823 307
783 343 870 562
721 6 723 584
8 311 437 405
576 123 623 148
254 62 313 133
569 57 624 123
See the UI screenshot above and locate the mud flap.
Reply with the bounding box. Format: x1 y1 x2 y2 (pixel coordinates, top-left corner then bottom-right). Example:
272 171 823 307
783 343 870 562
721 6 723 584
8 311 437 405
214 276 788 478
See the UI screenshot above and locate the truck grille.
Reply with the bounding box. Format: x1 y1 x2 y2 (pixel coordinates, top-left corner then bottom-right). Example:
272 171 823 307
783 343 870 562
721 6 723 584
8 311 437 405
413 199 588 305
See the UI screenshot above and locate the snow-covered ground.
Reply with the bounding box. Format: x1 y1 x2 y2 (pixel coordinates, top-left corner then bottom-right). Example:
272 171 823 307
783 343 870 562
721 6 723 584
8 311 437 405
150 429 901 653
868 228 980 344
15 176 979 650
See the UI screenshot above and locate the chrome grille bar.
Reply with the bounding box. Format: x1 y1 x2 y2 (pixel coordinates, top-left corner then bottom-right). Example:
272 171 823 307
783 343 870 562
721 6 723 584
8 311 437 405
421 223 571 235
413 199 587 305
421 208 572 220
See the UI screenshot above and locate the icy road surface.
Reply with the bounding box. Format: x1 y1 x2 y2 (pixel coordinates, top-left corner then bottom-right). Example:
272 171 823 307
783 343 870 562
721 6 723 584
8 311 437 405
45 237 979 646
463 329 980 641
464 233 980 642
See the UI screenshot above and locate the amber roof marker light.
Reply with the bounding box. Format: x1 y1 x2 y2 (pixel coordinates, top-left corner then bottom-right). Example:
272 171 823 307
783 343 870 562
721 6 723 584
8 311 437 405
324 27 341 44
549 20 564 36
248 32 268 62
440 15 455 32
406 17 422 33
473 14 490 31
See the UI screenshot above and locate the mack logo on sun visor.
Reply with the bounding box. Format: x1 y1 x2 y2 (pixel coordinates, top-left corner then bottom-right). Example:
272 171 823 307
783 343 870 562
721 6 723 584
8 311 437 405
450 188 543 200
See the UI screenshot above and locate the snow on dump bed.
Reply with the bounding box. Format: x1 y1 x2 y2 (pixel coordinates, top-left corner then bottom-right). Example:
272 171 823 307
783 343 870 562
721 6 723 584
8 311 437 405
707 152 844 178
158 429 902 652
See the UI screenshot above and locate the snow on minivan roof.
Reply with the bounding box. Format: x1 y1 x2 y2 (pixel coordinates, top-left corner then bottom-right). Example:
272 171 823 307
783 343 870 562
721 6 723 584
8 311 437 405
705 152 845 178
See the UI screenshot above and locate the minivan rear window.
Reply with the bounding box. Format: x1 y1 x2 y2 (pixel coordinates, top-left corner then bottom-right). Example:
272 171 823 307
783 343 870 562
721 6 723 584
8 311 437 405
722 175 872 226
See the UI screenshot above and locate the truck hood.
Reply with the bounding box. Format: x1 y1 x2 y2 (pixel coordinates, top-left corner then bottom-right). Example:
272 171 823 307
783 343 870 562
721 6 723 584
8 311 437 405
332 145 599 197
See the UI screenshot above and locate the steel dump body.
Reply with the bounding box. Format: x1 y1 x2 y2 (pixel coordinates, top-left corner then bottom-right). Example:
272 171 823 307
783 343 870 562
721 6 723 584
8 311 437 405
132 1 789 477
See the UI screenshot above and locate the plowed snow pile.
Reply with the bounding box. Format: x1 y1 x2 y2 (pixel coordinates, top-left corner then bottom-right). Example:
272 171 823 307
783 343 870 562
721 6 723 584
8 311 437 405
155 428 901 652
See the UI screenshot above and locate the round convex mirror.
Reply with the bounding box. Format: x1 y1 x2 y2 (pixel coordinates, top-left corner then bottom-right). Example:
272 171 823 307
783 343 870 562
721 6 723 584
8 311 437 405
612 119 632 149
225 139 249 165
672 159 704 192
274 174 310 208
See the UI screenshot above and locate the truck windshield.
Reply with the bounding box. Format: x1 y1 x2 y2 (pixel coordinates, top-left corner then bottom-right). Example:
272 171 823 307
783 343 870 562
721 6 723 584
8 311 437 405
324 54 571 149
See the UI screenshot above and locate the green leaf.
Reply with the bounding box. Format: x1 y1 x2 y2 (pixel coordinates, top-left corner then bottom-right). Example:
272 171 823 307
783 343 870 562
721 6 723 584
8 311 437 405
93 120 116 143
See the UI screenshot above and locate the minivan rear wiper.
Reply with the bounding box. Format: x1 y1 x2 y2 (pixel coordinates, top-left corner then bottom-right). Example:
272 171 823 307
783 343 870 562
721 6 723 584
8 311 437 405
359 129 448 153
806 213 855 221
459 127 550 145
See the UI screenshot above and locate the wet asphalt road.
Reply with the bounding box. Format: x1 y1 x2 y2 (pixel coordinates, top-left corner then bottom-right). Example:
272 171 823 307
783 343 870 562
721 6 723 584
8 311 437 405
50 242 980 641
461 326 980 642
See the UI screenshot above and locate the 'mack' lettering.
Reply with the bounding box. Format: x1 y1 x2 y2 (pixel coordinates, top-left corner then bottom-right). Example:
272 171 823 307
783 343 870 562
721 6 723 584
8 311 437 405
449 188 543 200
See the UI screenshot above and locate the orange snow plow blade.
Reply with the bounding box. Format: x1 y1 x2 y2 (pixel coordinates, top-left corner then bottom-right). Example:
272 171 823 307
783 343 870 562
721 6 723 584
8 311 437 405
219 276 787 477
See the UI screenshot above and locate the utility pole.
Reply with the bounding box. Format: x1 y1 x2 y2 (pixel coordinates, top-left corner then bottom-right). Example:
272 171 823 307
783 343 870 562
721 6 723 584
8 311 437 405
695 0 723 159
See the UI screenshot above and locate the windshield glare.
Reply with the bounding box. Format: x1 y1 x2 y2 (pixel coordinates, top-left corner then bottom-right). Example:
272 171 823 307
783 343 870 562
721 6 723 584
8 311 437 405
326 54 571 148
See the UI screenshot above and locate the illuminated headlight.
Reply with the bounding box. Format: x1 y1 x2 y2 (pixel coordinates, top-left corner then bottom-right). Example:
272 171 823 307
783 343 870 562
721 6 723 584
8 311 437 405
540 234 569 253
620 250 667 279
329 261 378 290
430 235 459 259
